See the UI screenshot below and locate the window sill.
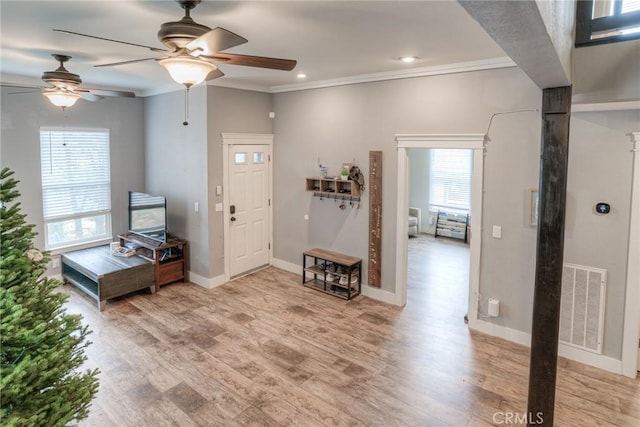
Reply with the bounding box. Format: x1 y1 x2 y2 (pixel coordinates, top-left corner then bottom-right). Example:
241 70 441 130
48 237 114 256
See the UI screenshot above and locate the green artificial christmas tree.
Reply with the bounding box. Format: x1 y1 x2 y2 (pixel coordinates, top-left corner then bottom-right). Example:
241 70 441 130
0 167 99 426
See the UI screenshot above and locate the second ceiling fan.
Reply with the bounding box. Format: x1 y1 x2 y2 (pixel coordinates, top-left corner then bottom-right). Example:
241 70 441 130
55 0 297 88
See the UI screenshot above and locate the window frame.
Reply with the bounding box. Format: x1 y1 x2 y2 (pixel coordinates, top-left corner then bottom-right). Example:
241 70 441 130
40 127 113 251
576 0 640 47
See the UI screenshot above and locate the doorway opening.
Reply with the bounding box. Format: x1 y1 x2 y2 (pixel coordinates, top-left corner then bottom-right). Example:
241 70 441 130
407 147 471 322
394 134 485 329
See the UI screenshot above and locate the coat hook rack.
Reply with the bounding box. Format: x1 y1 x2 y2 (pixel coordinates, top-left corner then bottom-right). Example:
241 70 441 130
312 191 360 203
307 176 363 203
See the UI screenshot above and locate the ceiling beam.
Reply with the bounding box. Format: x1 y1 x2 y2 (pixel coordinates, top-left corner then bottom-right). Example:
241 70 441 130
458 0 573 89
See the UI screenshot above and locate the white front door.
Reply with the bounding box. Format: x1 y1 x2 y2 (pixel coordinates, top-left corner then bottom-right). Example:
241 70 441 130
228 144 270 277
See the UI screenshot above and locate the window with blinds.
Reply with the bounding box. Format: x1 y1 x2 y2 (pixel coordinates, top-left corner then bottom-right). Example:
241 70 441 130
40 127 112 249
429 149 471 212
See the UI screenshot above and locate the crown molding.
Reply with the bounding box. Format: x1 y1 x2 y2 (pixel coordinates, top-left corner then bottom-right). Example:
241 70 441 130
269 56 516 93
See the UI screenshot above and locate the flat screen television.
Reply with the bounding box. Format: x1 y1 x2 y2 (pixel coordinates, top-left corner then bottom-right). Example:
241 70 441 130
128 191 167 242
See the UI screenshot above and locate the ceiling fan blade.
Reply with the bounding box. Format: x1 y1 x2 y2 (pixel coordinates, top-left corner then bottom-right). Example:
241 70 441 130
94 57 161 68
1 82 46 90
53 29 169 53
205 68 225 81
84 88 136 98
186 27 248 57
203 53 297 71
78 92 103 102
6 89 42 95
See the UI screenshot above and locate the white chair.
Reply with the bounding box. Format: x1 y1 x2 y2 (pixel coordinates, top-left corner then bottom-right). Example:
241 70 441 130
408 207 421 236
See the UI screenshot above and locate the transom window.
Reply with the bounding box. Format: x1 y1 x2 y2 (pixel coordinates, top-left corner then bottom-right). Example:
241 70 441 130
40 127 112 249
576 0 640 46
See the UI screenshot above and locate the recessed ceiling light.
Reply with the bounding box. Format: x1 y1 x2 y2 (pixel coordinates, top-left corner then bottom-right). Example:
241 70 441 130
297 73 307 79
399 56 418 63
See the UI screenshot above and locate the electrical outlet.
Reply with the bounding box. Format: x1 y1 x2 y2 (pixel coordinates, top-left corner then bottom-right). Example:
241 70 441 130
52 257 60 268
488 298 500 317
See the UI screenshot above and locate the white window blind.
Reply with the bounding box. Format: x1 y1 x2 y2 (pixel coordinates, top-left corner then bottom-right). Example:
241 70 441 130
40 127 112 249
622 0 640 14
429 149 471 212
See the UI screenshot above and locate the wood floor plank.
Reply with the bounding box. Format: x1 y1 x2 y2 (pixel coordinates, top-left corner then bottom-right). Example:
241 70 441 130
251 371 361 427
256 397 327 427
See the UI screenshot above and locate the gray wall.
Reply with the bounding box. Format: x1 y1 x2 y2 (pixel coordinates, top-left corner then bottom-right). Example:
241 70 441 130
479 104 542 332
144 85 272 280
144 86 209 278
573 39 640 103
0 88 145 270
563 110 638 359
272 67 543 299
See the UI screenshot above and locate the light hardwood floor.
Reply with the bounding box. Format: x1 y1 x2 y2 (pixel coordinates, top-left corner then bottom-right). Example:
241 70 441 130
64 235 639 426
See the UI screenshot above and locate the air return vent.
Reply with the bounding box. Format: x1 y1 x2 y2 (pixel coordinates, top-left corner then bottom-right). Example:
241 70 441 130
559 263 607 354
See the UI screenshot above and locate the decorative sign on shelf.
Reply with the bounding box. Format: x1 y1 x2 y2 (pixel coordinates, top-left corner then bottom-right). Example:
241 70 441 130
368 150 382 288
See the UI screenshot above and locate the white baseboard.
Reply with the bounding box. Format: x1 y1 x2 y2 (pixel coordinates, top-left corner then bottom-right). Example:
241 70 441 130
558 343 622 374
361 285 401 305
470 318 623 375
271 258 300 275
472 318 531 346
188 271 227 289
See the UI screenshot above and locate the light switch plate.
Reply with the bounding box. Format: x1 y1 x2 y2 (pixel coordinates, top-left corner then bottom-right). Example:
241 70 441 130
215 203 223 212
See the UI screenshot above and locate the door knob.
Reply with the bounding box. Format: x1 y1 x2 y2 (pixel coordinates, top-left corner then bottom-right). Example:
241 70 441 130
230 216 236 222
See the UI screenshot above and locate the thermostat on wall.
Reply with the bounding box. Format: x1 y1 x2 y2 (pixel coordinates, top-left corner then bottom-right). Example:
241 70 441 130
595 203 610 214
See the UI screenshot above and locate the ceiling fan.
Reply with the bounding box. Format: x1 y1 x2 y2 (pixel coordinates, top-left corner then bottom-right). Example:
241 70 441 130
53 0 297 89
1 54 135 109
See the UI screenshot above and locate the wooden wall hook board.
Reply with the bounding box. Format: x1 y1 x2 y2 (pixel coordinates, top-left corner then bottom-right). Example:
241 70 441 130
368 150 382 288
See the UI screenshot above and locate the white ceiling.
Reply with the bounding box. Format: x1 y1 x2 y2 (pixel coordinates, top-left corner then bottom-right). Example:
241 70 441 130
0 0 509 96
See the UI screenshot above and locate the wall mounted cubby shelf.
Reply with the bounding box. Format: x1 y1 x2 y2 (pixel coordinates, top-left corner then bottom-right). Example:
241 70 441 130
306 177 361 202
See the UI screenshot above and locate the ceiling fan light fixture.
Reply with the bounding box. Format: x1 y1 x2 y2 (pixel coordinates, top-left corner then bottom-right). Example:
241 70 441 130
43 89 80 108
159 55 218 88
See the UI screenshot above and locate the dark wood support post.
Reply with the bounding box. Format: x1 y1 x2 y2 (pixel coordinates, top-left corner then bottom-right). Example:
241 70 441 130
527 85 572 426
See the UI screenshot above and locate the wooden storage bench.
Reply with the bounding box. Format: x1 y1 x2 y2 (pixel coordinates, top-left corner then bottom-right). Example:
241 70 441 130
302 248 362 300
